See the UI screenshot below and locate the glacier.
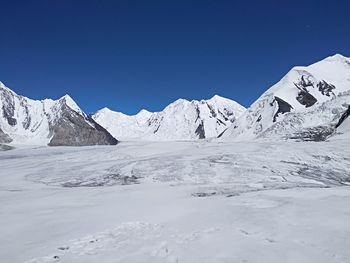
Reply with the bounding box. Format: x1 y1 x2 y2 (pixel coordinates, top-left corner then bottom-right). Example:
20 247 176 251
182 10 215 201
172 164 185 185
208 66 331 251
1 139 350 262
1 54 350 263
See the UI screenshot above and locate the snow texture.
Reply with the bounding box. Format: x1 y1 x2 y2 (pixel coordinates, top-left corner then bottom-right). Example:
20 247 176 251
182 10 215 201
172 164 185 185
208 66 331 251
222 54 350 141
1 139 350 262
0 82 118 146
1 54 350 263
93 95 246 141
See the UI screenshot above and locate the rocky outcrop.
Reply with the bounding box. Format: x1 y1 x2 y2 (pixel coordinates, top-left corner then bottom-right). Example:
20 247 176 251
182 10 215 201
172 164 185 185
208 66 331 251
0 82 118 146
221 54 350 141
335 105 350 129
0 127 12 143
296 89 318 108
48 104 118 146
273 96 293 122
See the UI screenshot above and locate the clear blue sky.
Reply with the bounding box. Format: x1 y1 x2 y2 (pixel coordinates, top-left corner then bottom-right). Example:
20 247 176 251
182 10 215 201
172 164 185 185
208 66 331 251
0 0 349 114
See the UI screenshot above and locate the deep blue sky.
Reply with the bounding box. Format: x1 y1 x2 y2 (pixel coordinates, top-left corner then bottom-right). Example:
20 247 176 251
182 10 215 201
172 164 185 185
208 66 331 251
0 0 349 114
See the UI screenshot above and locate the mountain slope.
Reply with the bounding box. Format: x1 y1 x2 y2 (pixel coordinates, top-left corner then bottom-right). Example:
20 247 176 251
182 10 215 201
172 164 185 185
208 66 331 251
333 103 350 139
221 54 350 141
92 108 153 140
0 82 118 146
93 95 246 141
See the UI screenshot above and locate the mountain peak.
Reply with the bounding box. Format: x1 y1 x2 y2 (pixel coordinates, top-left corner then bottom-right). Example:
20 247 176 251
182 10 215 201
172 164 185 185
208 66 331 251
210 94 225 100
221 53 350 141
59 94 83 114
166 98 190 108
325 53 349 62
0 81 18 95
0 86 117 145
99 107 112 113
136 109 152 117
60 94 73 101
207 94 233 103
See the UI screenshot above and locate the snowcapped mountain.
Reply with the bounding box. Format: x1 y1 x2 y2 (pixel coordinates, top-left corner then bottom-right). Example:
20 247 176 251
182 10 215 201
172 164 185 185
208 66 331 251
4 54 348 144
221 54 350 141
0 82 118 146
93 95 246 141
92 108 153 140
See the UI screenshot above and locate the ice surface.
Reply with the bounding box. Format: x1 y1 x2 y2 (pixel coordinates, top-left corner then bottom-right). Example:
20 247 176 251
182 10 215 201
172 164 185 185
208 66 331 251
1 139 350 262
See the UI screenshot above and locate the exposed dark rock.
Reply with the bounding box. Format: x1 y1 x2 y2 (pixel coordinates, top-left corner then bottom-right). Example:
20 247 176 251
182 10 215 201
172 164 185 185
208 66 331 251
296 90 317 108
48 105 118 146
256 115 262 122
317 80 336 96
217 128 228 138
273 96 293 122
1 85 117 146
0 128 12 143
1 88 17 126
299 75 314 89
206 103 217 118
195 105 201 122
153 124 160 133
335 105 350 128
288 126 335 141
195 120 206 139
0 144 14 151
216 119 226 126
293 76 335 107
218 109 229 121
192 192 217 197
61 174 139 187
20 100 31 129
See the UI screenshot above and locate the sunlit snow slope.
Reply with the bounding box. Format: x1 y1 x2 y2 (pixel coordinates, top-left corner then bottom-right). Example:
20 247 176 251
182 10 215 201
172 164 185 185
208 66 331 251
93 95 246 141
0 82 118 146
222 54 350 141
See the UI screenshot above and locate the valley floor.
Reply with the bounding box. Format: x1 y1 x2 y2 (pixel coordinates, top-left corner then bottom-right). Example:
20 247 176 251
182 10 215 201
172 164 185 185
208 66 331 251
1 139 350 263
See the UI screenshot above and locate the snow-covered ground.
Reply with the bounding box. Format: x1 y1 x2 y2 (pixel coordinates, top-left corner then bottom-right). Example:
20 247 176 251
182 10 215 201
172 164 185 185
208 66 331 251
1 139 350 263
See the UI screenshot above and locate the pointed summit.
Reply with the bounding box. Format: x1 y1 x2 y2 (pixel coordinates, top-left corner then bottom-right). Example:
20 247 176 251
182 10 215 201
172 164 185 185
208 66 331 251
221 54 350 141
59 94 83 115
0 81 18 95
0 85 118 146
136 109 153 118
324 53 349 62
210 94 225 100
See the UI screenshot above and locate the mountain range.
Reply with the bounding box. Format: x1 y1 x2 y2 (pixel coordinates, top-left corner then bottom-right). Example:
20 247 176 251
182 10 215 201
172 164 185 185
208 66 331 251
1 54 350 146
92 95 246 141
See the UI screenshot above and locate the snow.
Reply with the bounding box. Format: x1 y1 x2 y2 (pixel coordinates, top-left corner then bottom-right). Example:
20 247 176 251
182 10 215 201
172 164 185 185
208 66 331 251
338 117 350 134
92 108 153 141
1 139 350 262
2 53 350 262
59 94 85 116
257 90 350 140
334 108 350 139
0 82 88 145
93 95 246 141
222 54 350 141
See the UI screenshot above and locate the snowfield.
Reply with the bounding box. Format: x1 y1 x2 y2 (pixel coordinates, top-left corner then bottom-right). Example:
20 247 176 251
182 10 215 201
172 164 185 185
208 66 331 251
1 139 350 263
